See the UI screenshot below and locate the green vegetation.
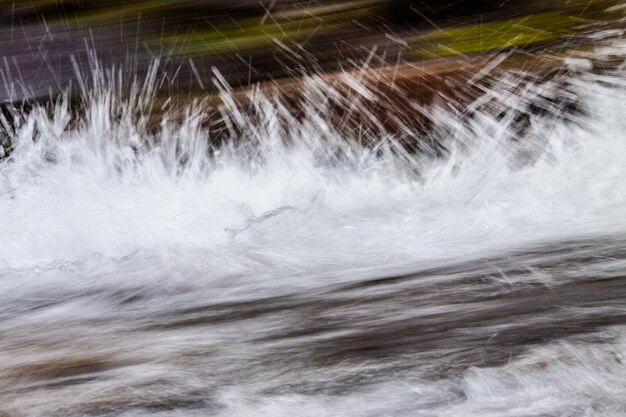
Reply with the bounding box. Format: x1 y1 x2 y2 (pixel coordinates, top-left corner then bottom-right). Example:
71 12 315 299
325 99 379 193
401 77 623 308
2 0 624 63
410 0 624 58
411 12 577 58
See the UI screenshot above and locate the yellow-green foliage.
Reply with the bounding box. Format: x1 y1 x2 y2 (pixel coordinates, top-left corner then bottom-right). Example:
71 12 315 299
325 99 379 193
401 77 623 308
411 12 577 58
4 0 623 59
410 0 625 58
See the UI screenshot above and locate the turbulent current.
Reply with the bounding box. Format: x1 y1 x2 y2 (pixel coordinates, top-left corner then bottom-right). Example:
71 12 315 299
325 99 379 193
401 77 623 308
2 41 626 416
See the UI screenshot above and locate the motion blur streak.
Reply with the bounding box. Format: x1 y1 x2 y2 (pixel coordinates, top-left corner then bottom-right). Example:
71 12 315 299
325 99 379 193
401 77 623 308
1 26 626 417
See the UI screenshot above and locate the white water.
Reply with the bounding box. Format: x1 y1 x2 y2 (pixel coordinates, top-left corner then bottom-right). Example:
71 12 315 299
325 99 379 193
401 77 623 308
3 66 626 276
2 44 626 416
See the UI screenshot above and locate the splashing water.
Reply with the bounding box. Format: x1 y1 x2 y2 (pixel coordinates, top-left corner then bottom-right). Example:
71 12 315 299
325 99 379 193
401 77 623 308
1 42 626 416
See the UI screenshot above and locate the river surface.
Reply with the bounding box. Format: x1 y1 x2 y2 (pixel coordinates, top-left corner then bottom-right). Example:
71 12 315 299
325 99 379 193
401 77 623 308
1 37 626 416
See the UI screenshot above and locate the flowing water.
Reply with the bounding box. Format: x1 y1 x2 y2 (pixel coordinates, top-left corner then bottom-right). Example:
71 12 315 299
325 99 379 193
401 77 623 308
2 38 626 416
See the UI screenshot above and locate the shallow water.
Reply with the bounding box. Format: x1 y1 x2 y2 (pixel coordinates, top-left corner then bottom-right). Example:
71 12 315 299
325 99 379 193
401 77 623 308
2 41 626 416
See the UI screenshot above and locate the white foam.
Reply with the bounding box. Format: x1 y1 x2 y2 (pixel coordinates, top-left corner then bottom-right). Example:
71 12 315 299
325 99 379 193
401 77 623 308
1 62 625 283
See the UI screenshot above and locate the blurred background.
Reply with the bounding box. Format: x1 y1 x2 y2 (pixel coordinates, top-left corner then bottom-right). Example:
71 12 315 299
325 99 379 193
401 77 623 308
0 0 622 102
